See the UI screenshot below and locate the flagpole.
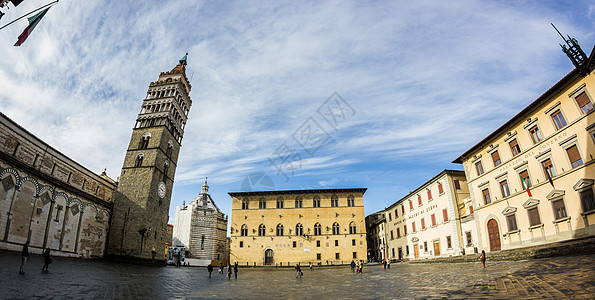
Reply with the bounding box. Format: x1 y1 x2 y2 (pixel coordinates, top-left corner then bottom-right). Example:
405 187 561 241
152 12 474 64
0 0 58 31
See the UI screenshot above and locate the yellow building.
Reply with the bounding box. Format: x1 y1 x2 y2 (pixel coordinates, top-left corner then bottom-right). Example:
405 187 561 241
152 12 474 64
453 43 595 252
229 188 367 266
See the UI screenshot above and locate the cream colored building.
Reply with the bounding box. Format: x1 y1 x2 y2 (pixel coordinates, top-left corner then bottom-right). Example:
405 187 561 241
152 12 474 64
229 188 367 266
365 211 387 262
385 170 470 260
453 45 595 253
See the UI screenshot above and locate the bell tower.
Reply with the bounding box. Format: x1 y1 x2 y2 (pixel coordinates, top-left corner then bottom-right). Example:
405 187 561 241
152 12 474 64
107 54 192 264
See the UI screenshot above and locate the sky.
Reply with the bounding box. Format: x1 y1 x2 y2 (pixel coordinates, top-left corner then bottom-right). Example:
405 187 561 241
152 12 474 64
0 0 594 233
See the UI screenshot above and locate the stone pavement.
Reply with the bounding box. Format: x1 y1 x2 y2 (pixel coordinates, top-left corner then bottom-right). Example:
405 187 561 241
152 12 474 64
0 250 594 299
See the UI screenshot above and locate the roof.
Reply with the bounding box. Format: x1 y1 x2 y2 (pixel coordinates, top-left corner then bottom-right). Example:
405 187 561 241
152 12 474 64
453 44 595 164
386 169 465 209
228 188 367 197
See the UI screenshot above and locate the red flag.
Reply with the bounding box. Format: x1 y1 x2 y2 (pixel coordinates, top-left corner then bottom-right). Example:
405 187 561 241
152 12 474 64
521 176 532 197
14 7 50 46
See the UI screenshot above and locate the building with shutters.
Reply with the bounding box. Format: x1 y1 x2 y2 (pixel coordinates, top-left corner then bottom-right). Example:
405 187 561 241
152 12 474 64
384 170 470 261
453 42 595 253
365 211 387 262
229 188 367 266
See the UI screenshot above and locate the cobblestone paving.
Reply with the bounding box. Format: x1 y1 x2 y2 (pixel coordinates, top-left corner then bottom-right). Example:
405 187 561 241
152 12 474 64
1 250 593 299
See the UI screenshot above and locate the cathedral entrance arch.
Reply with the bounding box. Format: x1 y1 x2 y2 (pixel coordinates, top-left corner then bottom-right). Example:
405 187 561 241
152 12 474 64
264 249 274 265
487 219 501 251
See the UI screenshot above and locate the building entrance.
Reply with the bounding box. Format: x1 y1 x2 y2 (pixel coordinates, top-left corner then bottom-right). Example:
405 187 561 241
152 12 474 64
264 249 274 265
487 219 501 251
433 241 440 256
413 244 419 259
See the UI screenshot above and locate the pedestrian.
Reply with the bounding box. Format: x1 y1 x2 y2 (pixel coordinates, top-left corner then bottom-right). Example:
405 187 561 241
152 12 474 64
350 260 355 273
295 263 302 278
480 250 486 268
42 248 52 273
19 241 29 274
359 260 364 273
309 262 313 271
207 263 213 278
233 262 238 279
219 262 224 274
227 263 232 279
387 260 390 269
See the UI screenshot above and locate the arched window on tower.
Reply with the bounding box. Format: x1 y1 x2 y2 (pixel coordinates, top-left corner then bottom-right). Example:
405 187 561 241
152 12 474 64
295 196 302 208
241 225 248 236
349 222 357 234
242 199 249 210
332 222 340 235
276 224 284 236
276 197 284 208
295 223 303 236
134 154 144 167
163 161 169 180
166 141 174 158
331 195 338 207
348 195 355 207
314 223 321 236
139 132 151 149
313 195 321 208
258 224 266 236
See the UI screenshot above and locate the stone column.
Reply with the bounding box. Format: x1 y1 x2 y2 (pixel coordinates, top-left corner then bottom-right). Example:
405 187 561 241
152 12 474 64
74 210 84 254
42 199 56 249
58 205 70 251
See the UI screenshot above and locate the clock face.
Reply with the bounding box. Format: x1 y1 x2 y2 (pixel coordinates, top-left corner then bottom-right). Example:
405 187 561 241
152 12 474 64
158 182 166 198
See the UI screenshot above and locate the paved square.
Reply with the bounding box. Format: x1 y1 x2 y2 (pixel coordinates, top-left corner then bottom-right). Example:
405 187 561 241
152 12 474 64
1 250 594 299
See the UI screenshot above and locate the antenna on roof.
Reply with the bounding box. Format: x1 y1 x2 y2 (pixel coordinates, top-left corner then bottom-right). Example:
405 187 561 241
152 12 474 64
551 23 587 69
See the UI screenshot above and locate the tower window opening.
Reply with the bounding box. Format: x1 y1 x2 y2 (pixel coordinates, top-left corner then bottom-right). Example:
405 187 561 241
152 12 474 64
135 154 144 167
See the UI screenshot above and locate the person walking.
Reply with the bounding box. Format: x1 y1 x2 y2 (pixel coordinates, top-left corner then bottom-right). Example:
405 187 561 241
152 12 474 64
219 262 224 274
309 262 313 271
295 263 302 278
19 241 29 274
227 263 232 279
207 263 213 278
42 248 52 273
387 260 390 269
480 250 486 268
350 260 355 273
233 262 238 279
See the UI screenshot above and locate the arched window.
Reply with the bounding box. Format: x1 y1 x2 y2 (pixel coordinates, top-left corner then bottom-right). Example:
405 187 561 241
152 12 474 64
295 196 302 208
166 141 174 157
134 154 144 167
276 197 284 208
139 132 151 149
259 197 266 209
201 235 205 250
332 222 340 235
348 195 355 207
314 223 321 236
313 195 320 208
276 224 284 236
349 222 357 234
331 195 338 207
163 161 169 180
241 225 248 236
295 223 303 236
258 224 266 236
242 199 249 210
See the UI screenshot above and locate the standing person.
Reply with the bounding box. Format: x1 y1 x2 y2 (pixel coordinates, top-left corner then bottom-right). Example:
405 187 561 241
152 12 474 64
219 262 224 274
359 261 364 273
42 248 52 273
350 260 355 273
19 241 29 274
295 263 302 278
309 262 313 271
207 263 213 278
480 250 486 268
227 263 232 279
387 260 390 269
233 262 238 279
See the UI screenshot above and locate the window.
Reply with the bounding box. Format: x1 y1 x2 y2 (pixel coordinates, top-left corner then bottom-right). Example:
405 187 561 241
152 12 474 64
491 151 501 167
276 224 284 236
388 212 392 221
277 197 284 208
241 225 248 236
395 208 399 218
447 236 452 249
406 245 410 255
295 196 302 208
335 253 340 260
528 125 543 144
331 195 339 207
421 217 426 230
347 195 355 207
418 195 422 206
313 195 320 208
469 205 474 214
404 225 407 235
397 228 401 238
423 241 428 252
552 199 567 220
500 180 510 198
566 145 583 168
454 179 461 190
316 240 320 247
551 109 567 130
138 133 150 149
163 162 169 180
242 199 249 210
506 214 518 231
201 235 205 250
166 144 174 157
332 222 340 235
443 209 448 222
466 232 472 247
353 252 357 259
334 240 338 246
427 189 432 200
390 230 394 239
409 200 413 210
475 161 484 176
509 139 521 156
317 253 321 260
528 207 541 227
412 221 416 233
580 189 595 212
293 241 297 248
575 91 594 114
542 158 556 180
519 170 531 189
258 224 266 236
438 183 444 194
239 241 244 248
349 222 357 234
295 223 303 236
482 188 491 204
314 223 321 235
352 239 356 246
259 198 266 209
431 214 436 227
402 205 405 214
134 154 144 167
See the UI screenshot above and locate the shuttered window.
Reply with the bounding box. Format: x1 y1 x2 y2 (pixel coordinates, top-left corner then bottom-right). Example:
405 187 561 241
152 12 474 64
431 214 436 226
421 218 425 229
402 205 405 214
506 214 518 231
443 209 448 222
491 151 501 167
404 225 407 235
469 205 474 214
500 180 510 197
390 230 394 239
475 161 484 175
528 125 543 144
397 228 401 238
528 207 541 226
454 179 461 190
542 158 555 179
551 110 567 130
580 189 595 212
388 212 392 221
552 199 567 220
418 195 422 205
427 189 432 200
412 222 416 233
566 145 583 168
519 170 531 188
395 208 398 217
482 188 491 204
509 139 521 156
409 200 413 210
438 183 444 194
575 91 594 114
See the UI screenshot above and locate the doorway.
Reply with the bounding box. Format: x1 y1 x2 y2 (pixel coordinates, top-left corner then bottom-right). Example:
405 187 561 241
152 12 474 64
487 219 501 251
413 244 419 259
264 249 274 265
433 241 440 256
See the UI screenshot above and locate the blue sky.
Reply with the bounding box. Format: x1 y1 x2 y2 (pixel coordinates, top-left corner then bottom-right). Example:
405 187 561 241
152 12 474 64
1 0 594 232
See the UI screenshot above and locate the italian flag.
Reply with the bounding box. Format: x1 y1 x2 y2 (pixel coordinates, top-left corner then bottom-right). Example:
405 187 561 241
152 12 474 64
521 176 532 197
14 7 51 46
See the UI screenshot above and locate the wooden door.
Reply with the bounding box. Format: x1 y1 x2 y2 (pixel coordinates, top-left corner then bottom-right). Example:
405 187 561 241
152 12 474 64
487 219 501 251
413 244 419 259
433 241 440 256
264 249 274 265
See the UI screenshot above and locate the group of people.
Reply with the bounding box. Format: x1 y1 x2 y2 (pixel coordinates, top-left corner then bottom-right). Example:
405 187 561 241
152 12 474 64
19 241 52 275
381 259 390 269
207 262 238 279
350 260 364 273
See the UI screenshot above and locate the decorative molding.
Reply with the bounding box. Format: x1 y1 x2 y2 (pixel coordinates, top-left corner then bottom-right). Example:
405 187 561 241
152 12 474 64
534 148 552 160
544 101 562 115
502 206 517 215
513 161 529 171
568 83 586 97
487 144 499 154
523 117 539 129
504 131 518 142
523 198 539 208
573 178 594 191
558 134 578 147
546 189 565 200
495 171 508 182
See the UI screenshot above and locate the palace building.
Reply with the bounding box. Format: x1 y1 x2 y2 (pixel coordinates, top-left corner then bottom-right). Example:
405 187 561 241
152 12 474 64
384 170 470 260
229 188 367 266
453 41 595 253
365 211 387 262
